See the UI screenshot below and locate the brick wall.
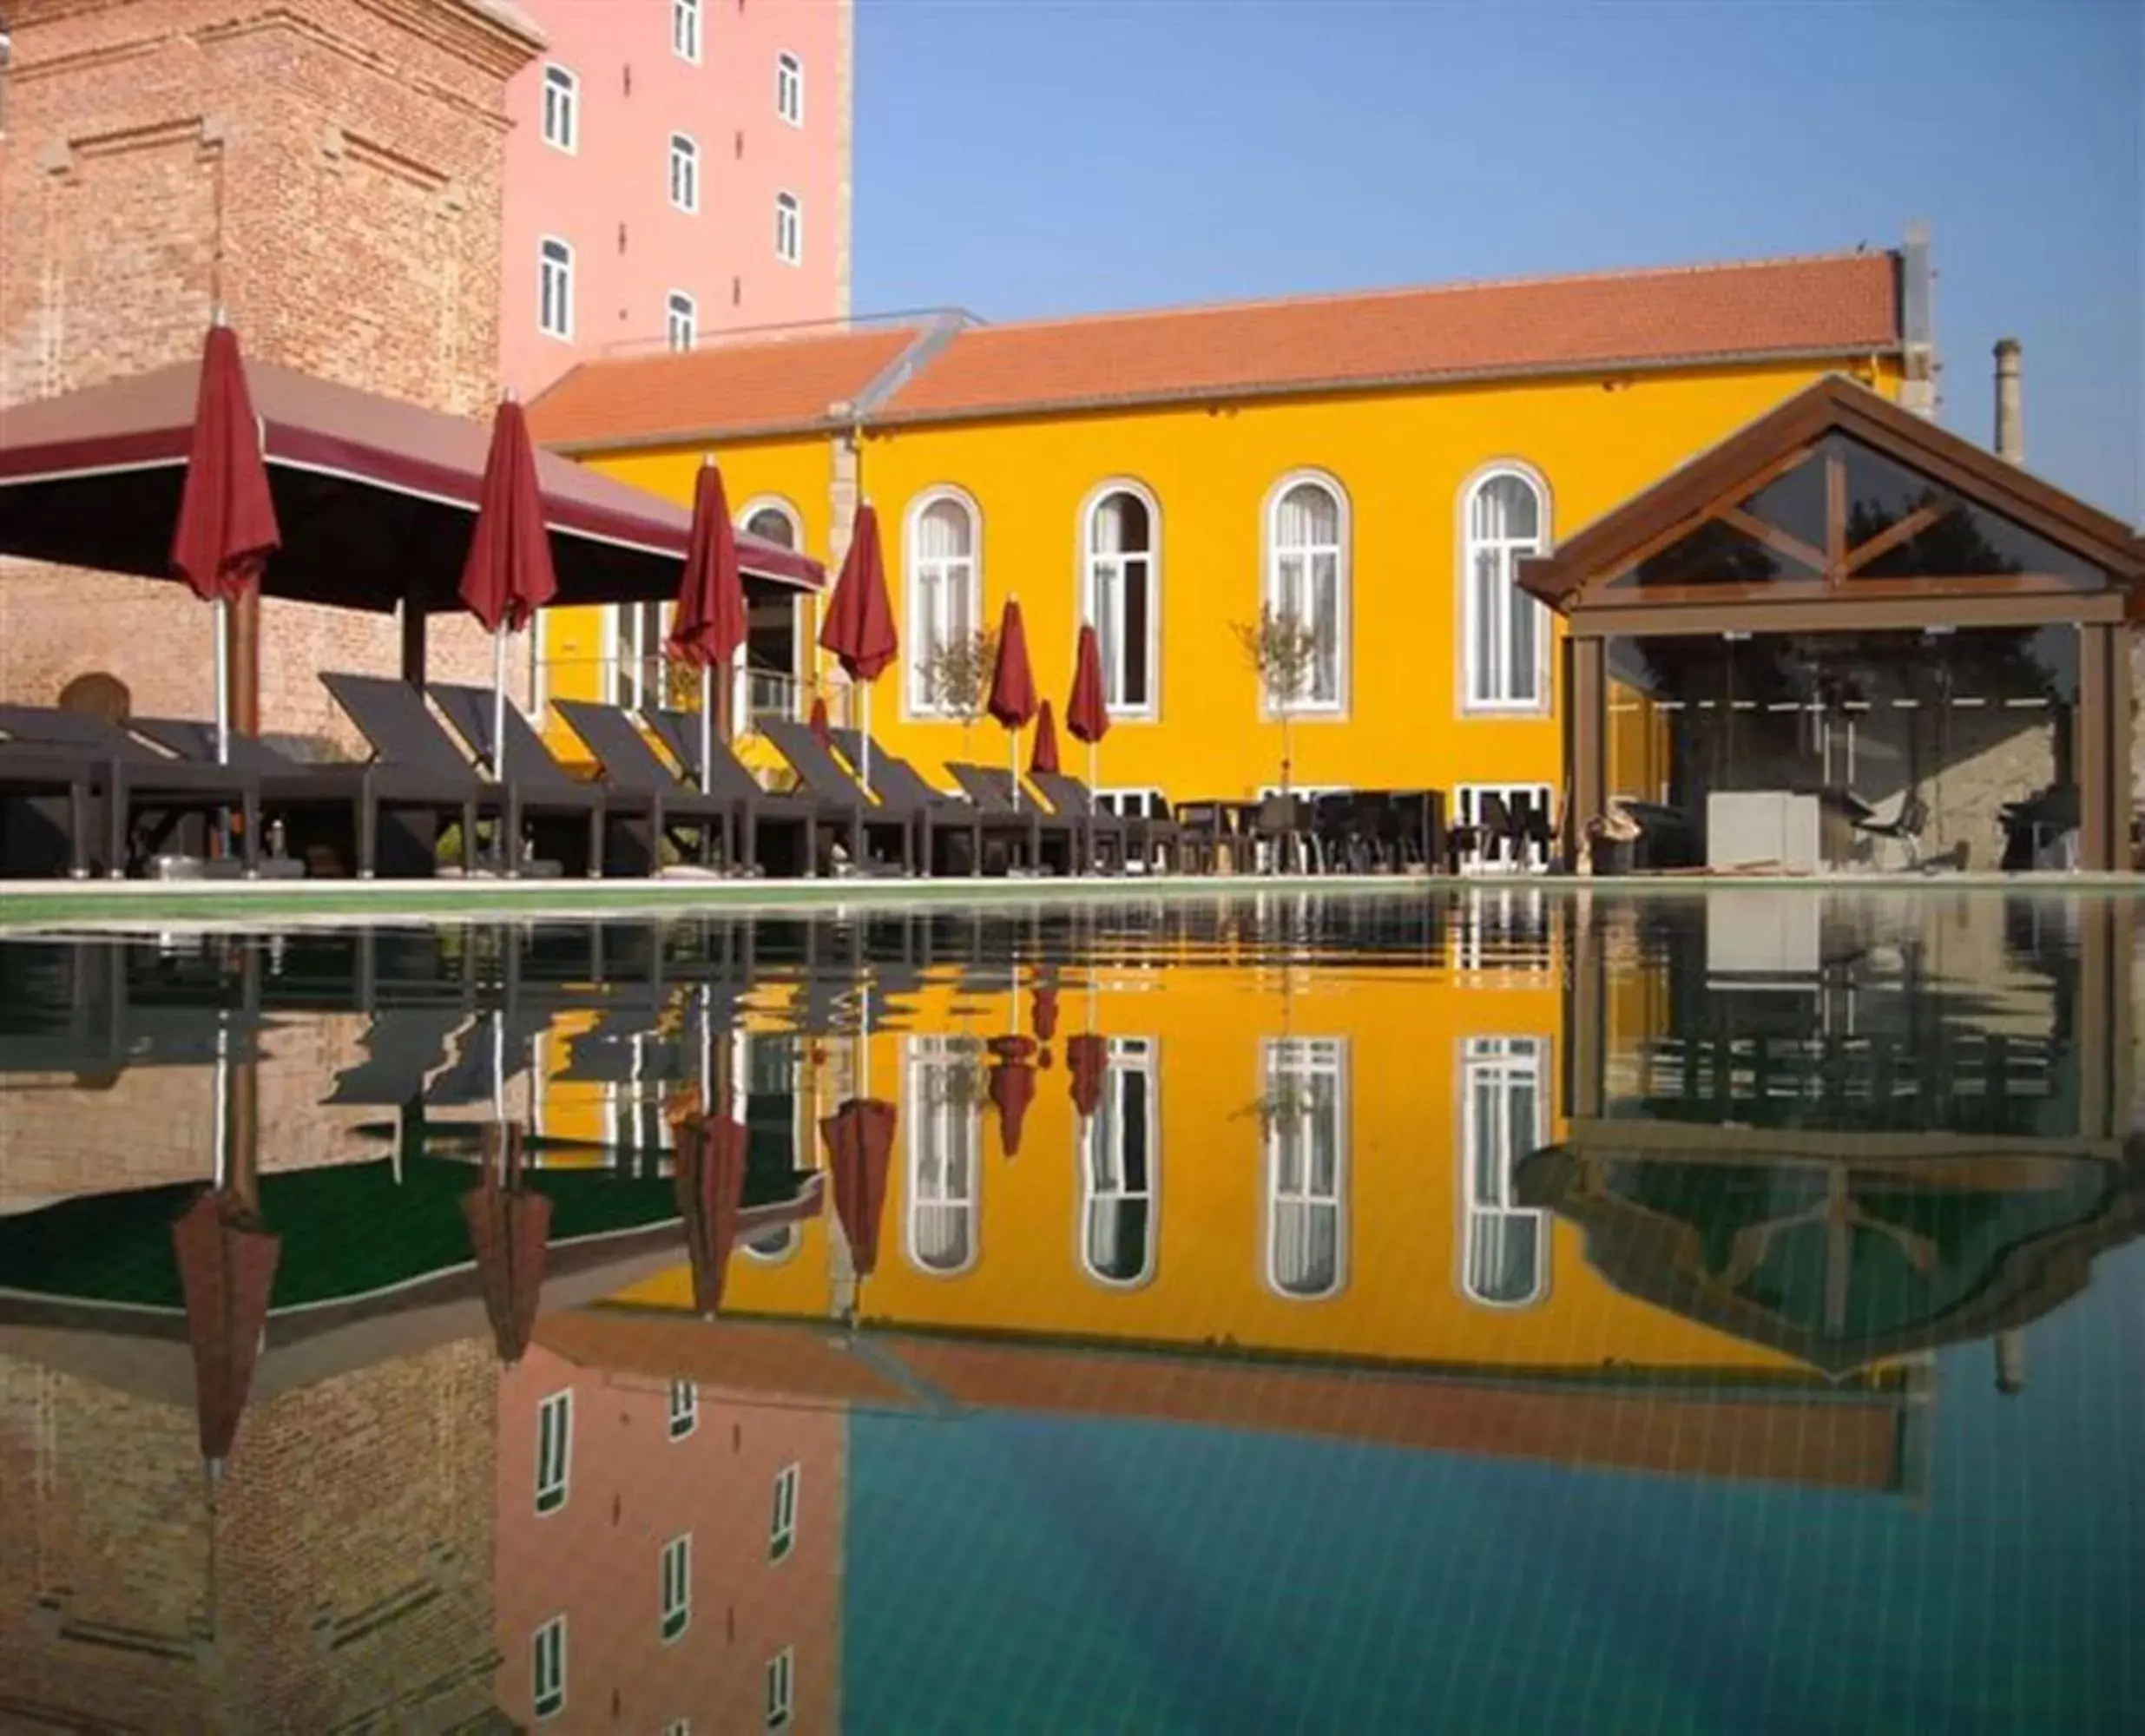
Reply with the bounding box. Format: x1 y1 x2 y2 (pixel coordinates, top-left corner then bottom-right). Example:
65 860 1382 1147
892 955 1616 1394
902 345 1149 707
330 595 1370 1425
0 1336 501 1730
0 0 542 744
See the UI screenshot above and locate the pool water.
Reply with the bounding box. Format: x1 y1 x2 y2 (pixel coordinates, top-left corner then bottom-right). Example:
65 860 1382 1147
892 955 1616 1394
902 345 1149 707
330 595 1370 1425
1 888 2138 1733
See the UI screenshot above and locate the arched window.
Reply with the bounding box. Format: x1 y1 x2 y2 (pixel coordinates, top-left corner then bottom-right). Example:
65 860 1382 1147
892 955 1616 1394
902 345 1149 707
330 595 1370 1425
1264 474 1349 712
775 50 804 125
664 290 696 352
1081 483 1159 717
668 132 699 213
537 236 574 339
905 1037 981 1275
773 191 801 264
739 498 801 550
905 490 980 716
1080 1038 1157 1287
1458 1036 1550 1305
541 64 578 153
1262 1037 1347 1299
1463 466 1550 710
741 1223 799 1264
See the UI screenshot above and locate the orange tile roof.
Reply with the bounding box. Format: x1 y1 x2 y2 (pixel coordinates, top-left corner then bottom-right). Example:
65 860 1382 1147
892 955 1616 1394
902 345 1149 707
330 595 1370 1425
528 323 927 450
878 251 1902 424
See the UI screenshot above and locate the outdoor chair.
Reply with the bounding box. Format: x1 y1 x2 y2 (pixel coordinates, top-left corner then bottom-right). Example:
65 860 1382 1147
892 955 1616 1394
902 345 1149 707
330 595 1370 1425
1851 789 1931 871
641 707 858 878
0 702 261 878
830 727 1041 877
1253 793 1316 875
551 699 739 872
1027 770 1137 873
945 764 1076 875
757 718 917 876
432 682 656 877
132 714 477 878
0 741 95 878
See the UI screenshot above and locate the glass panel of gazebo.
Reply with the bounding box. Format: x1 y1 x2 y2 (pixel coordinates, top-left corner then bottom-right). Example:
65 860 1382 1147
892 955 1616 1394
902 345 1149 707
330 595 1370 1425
1603 625 2078 871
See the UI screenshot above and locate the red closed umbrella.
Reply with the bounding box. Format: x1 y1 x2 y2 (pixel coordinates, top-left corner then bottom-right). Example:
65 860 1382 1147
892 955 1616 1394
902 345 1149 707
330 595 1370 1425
459 398 558 783
820 1097 896 1278
988 1036 1037 1157
461 1122 552 1366
986 597 1038 810
172 1187 281 1478
675 1113 748 1317
171 321 281 765
1066 621 1111 798
809 693 833 749
667 460 748 795
819 503 898 790
1030 699 1062 777
1032 986 1060 1045
1068 1032 1107 1121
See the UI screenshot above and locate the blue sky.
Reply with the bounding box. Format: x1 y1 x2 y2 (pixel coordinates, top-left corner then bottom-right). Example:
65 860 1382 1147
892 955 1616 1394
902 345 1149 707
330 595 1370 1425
852 1 2142 523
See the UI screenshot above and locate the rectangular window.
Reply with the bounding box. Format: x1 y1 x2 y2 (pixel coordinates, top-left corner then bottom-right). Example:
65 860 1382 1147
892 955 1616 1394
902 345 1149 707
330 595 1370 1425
537 237 574 340
765 1647 795 1730
776 51 804 125
769 1462 800 1560
1454 782 1555 874
666 290 697 351
535 1390 572 1514
1262 1038 1348 1299
661 1534 692 1642
668 1378 698 1440
673 0 701 62
1460 1037 1549 1306
905 1036 983 1274
774 193 801 265
541 64 577 152
533 1615 567 1720
607 601 673 710
1095 787 1165 819
669 134 699 213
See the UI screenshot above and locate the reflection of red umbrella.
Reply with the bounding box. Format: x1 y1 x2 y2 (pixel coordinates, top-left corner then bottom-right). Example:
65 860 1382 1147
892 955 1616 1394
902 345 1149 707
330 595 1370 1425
1032 988 1060 1044
170 322 281 764
988 1035 1037 1157
809 693 833 749
819 503 898 789
667 461 747 792
1030 699 1062 776
1066 622 1110 792
172 1188 281 1476
1068 1032 1107 1120
820 1097 895 1277
675 1113 748 1317
459 398 558 779
461 1123 552 1365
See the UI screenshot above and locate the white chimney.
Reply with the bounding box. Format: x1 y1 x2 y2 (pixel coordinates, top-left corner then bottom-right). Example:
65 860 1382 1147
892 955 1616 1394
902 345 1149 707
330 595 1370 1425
1994 338 2023 465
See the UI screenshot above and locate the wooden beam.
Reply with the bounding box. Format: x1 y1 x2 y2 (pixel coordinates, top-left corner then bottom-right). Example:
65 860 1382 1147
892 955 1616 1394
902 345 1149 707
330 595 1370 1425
1569 635 1607 839
1718 504 1826 575
1842 498 1953 575
1572 589 2124 641
1825 445 1848 573
1601 443 1823 591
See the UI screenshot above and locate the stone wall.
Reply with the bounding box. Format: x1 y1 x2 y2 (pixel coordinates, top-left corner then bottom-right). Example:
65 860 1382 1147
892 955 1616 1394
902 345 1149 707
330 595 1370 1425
0 0 540 746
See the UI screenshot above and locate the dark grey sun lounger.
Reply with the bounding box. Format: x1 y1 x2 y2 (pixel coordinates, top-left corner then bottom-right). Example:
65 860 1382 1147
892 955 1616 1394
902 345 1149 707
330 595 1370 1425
551 699 734 871
133 715 477 878
1029 769 1189 872
0 703 260 878
827 727 1012 877
0 742 95 878
431 681 648 876
642 706 857 877
324 673 599 877
756 718 917 875
946 762 1075 874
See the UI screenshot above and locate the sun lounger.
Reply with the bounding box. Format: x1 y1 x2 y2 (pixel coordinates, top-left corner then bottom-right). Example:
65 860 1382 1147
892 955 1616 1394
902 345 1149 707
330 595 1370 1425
132 714 477 878
0 741 95 878
945 763 1075 874
756 718 917 875
642 706 858 878
829 728 1048 878
0 702 260 878
550 699 736 871
1029 770 1193 873
324 673 599 877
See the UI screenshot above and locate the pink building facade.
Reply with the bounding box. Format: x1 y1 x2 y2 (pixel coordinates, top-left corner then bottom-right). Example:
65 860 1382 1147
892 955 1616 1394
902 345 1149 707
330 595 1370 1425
494 1343 845 1733
499 0 853 401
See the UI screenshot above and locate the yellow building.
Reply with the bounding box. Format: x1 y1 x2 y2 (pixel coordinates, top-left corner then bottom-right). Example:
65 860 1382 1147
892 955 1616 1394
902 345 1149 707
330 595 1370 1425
527 243 1919 828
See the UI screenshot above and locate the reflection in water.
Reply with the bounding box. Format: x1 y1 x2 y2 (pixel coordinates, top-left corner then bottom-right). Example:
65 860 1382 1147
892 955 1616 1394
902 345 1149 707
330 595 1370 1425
0 891 2138 1732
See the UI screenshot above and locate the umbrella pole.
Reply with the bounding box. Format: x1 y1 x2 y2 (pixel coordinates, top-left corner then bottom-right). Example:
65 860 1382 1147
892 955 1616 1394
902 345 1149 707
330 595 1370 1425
700 983 713 1117
211 1010 230 1190
490 626 510 782
213 598 232 766
861 685 872 796
1010 729 1021 811
700 663 714 797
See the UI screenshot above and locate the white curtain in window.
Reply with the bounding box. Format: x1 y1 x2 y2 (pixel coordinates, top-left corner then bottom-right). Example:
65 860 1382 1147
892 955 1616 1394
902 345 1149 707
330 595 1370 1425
1271 483 1344 707
1086 492 1153 711
1460 1038 1548 1305
1466 474 1545 707
908 498 976 711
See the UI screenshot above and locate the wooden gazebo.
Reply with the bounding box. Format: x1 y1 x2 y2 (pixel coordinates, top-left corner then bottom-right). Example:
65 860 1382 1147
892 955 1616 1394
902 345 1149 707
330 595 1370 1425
1520 377 2144 870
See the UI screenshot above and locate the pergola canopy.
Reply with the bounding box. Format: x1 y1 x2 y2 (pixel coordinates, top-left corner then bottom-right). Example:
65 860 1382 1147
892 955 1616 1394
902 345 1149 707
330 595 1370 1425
0 356 824 611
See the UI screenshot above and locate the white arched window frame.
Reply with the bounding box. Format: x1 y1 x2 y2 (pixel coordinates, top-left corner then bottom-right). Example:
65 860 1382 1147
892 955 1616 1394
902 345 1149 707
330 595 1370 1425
775 50 804 125
668 133 700 213
1078 1037 1159 1289
739 496 803 551
1261 1036 1349 1300
541 63 578 153
1457 1036 1550 1306
537 235 574 340
905 1036 981 1276
664 290 696 352
1460 463 1551 713
1261 471 1351 716
741 1222 801 1265
773 190 802 264
904 488 982 718
1077 480 1161 720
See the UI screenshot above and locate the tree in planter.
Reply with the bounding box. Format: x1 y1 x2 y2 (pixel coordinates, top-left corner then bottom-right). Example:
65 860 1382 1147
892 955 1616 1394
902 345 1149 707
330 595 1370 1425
1233 604 1323 796
918 627 998 757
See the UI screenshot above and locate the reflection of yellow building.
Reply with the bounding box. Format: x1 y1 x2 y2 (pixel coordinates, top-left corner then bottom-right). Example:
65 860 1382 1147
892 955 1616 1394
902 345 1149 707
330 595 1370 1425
528 247 1914 812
